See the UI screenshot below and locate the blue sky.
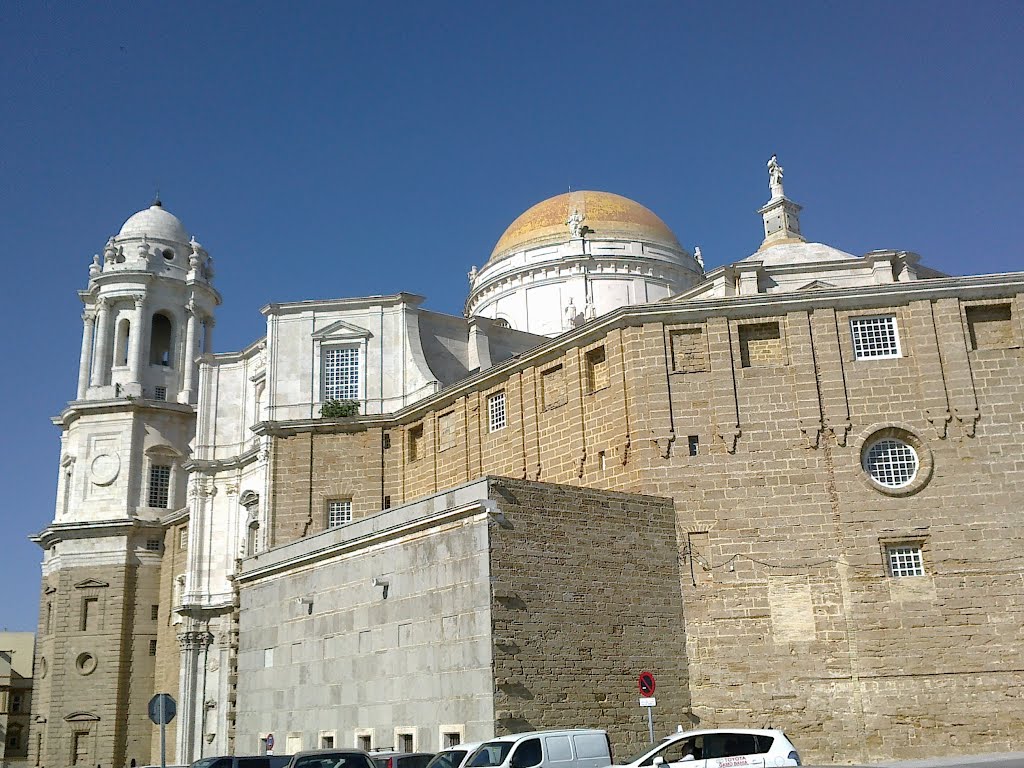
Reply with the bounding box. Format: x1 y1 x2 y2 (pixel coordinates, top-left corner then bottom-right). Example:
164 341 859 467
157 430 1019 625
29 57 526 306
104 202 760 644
1 2 1022 630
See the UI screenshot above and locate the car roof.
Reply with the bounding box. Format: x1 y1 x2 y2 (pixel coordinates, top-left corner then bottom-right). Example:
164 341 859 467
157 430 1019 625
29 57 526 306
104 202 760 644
481 730 606 743
371 753 435 758
293 749 373 757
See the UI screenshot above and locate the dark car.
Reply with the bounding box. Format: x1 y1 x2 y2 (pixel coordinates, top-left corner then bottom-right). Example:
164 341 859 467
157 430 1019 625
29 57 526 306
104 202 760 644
287 749 379 768
191 758 291 768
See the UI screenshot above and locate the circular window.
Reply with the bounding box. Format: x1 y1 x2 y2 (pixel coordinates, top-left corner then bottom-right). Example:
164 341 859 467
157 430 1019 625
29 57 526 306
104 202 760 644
162 248 175 261
75 652 97 675
857 425 933 497
863 438 919 488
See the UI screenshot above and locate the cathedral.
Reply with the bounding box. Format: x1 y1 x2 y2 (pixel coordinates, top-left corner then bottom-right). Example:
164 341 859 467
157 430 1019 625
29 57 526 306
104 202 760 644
30 160 1024 768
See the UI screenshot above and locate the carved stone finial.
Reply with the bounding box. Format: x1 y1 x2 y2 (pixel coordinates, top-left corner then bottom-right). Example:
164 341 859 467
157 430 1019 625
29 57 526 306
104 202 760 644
468 265 478 285
566 208 585 238
89 254 102 277
768 155 785 198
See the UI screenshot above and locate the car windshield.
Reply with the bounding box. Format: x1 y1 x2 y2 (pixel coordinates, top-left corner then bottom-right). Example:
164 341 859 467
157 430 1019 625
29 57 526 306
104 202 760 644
191 760 231 768
426 753 468 768
468 743 514 768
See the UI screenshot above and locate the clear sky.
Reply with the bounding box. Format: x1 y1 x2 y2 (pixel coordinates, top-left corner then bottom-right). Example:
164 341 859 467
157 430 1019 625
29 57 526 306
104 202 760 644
1 2 1022 631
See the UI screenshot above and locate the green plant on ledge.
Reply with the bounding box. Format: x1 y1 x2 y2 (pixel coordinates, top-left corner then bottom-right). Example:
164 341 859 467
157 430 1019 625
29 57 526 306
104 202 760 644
321 399 359 418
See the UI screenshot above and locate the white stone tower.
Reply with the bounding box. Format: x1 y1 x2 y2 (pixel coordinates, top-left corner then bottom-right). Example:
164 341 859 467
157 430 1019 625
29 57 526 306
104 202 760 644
30 201 219 768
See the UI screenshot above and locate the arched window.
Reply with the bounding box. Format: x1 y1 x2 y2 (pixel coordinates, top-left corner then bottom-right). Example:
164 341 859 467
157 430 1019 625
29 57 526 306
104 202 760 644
150 313 173 367
241 491 260 556
115 318 131 366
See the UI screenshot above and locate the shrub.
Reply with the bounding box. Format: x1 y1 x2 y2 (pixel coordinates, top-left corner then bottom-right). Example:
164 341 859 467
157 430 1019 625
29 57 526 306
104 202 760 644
321 399 359 418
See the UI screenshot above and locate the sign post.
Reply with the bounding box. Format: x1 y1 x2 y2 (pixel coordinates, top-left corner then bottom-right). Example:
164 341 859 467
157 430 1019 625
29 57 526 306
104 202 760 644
148 693 177 768
638 672 656 744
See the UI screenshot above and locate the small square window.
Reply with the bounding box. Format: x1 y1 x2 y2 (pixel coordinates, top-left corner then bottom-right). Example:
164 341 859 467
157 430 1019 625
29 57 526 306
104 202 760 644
443 732 462 748
887 545 924 577
145 538 161 552
327 499 352 528
488 391 507 432
851 316 901 360
357 734 372 752
151 604 159 621
153 386 167 401
149 639 157 656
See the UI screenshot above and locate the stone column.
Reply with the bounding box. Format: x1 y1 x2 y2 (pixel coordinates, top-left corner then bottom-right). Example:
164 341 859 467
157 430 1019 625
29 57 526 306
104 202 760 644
77 311 96 399
203 316 215 355
176 630 213 765
181 301 199 402
128 294 147 382
90 297 113 387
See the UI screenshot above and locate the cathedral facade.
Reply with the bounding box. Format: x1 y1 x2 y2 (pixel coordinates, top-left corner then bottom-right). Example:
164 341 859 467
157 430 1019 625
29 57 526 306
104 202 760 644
30 163 1024 767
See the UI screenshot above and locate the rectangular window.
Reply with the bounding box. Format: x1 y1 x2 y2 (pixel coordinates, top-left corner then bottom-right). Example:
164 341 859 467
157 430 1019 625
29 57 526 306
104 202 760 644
671 328 708 373
153 385 167 401
739 322 784 367
327 499 352 528
966 304 1014 350
688 435 699 456
408 424 424 462
150 604 159 621
73 732 89 765
149 639 157 656
263 648 274 668
398 733 414 752
357 735 372 752
542 364 567 409
11 693 23 713
148 464 171 508
81 598 98 632
323 346 360 401
851 315 901 359
45 602 52 634
320 735 335 749
383 495 391 509
145 538 161 552
382 432 391 450
487 391 507 432
438 411 457 451
443 732 462 748
888 545 924 577
585 346 608 392
179 526 188 550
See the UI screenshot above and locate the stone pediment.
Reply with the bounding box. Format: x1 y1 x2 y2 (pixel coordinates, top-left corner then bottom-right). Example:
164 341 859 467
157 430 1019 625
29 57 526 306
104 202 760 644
311 319 372 342
65 711 101 722
797 279 836 290
74 578 110 589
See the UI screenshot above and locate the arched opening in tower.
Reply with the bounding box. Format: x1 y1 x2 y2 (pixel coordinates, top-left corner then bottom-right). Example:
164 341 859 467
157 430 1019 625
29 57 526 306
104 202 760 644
150 313 174 367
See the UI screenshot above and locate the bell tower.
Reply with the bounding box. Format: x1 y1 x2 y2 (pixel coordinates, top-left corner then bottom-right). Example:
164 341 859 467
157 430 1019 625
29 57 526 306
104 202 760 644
30 201 220 768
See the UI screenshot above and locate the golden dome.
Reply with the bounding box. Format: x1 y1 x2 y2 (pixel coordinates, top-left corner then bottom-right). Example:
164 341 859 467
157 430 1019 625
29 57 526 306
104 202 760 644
488 190 681 265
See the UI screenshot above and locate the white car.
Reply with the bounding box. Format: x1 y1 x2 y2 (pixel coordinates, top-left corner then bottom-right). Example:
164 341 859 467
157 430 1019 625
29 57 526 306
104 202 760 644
424 742 485 768
613 728 800 768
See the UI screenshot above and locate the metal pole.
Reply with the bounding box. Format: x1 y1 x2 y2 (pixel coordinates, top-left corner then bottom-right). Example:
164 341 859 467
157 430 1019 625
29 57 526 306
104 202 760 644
160 697 167 768
647 705 655 744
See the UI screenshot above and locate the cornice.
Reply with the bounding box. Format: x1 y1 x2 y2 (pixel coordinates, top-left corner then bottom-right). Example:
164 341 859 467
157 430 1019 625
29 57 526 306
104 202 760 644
31 517 165 549
185 443 261 472
260 292 424 317
53 397 195 429
255 271 1024 438
236 499 492 583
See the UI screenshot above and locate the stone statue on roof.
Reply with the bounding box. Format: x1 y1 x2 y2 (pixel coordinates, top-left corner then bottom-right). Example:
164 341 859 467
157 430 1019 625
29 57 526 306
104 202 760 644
566 208 585 238
768 155 785 198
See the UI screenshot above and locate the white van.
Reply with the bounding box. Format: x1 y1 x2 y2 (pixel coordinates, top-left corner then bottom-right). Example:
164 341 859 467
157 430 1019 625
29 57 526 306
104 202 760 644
468 730 612 768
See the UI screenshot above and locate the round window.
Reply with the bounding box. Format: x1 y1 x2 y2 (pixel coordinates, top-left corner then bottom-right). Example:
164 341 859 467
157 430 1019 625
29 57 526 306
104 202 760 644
162 248 175 261
75 652 97 675
863 437 919 488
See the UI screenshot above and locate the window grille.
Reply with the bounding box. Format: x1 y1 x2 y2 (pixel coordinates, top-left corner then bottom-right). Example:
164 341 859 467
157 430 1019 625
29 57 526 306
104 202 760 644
488 391 507 432
149 639 157 656
151 604 159 621
888 545 924 577
850 316 901 359
153 386 167 401
179 526 188 550
864 438 918 488
327 499 352 528
145 539 161 552
148 464 171 508
323 347 360 401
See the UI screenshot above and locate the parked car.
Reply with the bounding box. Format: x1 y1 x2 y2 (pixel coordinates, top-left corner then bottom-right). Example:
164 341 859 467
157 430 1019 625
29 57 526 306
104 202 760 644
191 757 291 768
468 730 612 768
370 751 435 768
425 742 485 768
286 749 379 768
612 728 800 768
